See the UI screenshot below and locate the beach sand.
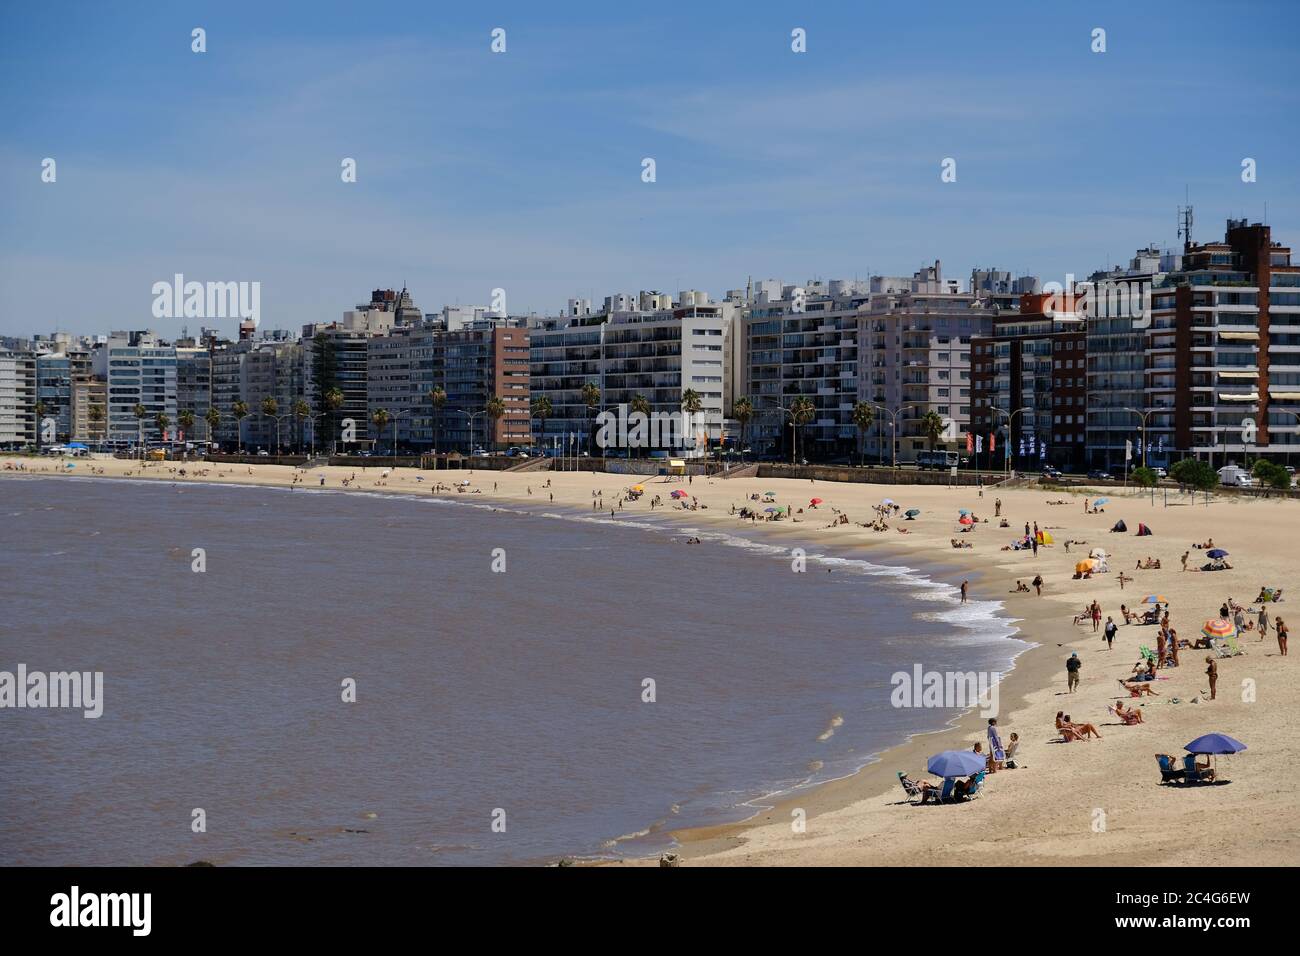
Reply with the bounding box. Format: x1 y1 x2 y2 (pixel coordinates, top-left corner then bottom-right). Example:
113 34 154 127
6 454 1297 866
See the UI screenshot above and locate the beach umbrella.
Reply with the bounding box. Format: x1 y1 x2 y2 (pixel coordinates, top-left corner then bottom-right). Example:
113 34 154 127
1142 595 1166 604
958 509 971 516
764 506 778 513
1207 548 1229 559
905 509 920 518
810 497 823 505
631 484 644 492
926 749 986 779
1201 618 1235 641
882 498 896 506
1089 548 1107 560
1074 559 1096 573
670 489 687 498
958 515 973 525
1093 497 1110 505
1185 732 1246 755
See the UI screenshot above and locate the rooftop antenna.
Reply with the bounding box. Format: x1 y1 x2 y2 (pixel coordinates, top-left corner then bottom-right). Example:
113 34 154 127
1177 188 1194 250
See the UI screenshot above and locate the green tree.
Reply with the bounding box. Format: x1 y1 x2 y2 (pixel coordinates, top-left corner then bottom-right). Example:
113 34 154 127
429 385 448 457
1131 465 1158 488
33 400 47 451
204 406 220 446
581 382 601 457
920 409 946 451
789 396 816 463
681 389 704 458
484 396 506 453
323 387 344 454
851 402 875 467
232 400 250 453
1170 458 1218 492
88 403 105 441
133 403 148 458
732 396 753 461
629 393 651 457
371 408 391 454
177 409 195 443
293 398 310 453
1252 459 1292 494
530 394 552 456
155 412 171 442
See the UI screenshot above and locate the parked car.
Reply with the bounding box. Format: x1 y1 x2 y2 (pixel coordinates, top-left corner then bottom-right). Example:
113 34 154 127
1041 465 1063 480
1086 468 1110 481
1153 466 1167 479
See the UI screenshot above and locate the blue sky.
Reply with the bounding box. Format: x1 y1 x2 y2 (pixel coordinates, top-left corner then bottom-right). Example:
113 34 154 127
2 0 1297 338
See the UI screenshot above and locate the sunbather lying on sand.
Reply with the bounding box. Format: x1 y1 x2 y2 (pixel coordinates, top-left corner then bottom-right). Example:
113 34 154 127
1119 678 1160 697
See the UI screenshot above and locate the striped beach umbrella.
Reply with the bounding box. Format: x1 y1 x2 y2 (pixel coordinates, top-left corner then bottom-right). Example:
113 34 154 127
1142 595 1167 604
1202 618 1235 641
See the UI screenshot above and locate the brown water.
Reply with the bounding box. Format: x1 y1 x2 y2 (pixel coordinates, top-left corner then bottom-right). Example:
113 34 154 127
0 476 1027 865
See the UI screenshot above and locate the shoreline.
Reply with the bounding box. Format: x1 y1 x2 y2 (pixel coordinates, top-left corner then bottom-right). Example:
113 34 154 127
6 456 1297 866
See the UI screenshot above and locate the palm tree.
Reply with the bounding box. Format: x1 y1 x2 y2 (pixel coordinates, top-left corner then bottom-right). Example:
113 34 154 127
581 381 601 458
204 406 220 449
920 409 946 453
154 412 171 445
261 397 279 453
429 386 447 459
232 400 250 454
89 403 105 442
371 408 391 455
681 389 704 459
133 403 148 458
323 387 344 454
629 393 650 457
732 397 753 461
177 409 196 445
292 398 310 453
789 396 816 463
484 396 506 454
33 400 47 451
530 395 552 457
851 402 875 467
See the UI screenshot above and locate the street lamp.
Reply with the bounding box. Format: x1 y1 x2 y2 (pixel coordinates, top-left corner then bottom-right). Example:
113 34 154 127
987 406 1032 475
1122 406 1153 468
384 406 422 467
765 400 798 465
457 409 486 457
868 402 929 469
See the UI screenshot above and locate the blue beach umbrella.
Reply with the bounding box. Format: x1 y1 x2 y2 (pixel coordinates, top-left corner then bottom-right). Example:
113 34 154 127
1093 497 1110 505
926 749 986 779
905 509 920 518
1207 549 1229 559
1184 733 1246 755
958 509 971 516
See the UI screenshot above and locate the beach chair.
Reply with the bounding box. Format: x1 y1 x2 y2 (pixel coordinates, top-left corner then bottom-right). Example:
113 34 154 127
897 772 925 803
1224 635 1244 657
959 771 988 801
1109 705 1141 725
1181 754 1215 784
1138 645 1156 662
921 778 956 804
1213 639 1234 659
1155 754 1185 784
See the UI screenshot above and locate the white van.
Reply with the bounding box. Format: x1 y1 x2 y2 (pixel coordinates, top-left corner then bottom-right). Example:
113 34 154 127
1217 465 1254 488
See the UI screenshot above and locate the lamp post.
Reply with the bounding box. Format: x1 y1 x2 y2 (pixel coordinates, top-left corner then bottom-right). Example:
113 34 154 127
869 402 929 469
766 400 797 465
987 406 1032 476
1123 406 1153 469
457 409 486 458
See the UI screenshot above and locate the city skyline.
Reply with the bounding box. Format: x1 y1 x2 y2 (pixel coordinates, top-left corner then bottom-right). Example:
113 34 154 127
3 0 1298 338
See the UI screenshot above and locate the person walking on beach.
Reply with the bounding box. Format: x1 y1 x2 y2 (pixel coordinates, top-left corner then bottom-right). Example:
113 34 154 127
1091 601 1102 632
1181 550 1189 572
1277 617 1289 656
994 497 1001 517
1032 574 1043 596
1066 652 1082 692
1259 605 1270 642
960 579 969 603
1205 656 1218 700
1104 616 1117 650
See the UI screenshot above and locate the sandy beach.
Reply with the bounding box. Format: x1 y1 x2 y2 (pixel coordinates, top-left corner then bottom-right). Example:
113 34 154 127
6 454 1297 867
